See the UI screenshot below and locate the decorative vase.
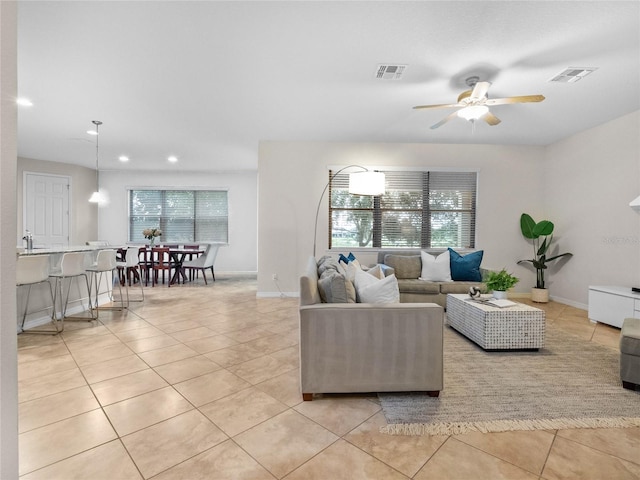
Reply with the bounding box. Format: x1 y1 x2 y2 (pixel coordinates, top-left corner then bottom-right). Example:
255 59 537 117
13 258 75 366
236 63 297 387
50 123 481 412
493 290 507 300
531 287 549 303
148 237 155 248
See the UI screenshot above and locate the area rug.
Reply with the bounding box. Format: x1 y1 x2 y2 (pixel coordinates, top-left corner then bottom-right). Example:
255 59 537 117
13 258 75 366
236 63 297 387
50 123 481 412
379 324 640 436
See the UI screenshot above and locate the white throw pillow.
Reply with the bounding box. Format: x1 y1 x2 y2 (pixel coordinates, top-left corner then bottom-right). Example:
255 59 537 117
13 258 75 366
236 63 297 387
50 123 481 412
344 260 362 283
354 267 378 291
367 264 385 280
354 268 400 304
359 274 400 304
420 250 452 282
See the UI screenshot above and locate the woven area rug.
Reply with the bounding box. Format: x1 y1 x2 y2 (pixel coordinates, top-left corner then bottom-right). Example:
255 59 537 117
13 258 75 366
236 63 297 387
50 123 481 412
379 324 640 436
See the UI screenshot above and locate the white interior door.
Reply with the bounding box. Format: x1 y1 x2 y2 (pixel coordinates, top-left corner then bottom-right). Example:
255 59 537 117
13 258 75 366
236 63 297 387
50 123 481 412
24 173 70 248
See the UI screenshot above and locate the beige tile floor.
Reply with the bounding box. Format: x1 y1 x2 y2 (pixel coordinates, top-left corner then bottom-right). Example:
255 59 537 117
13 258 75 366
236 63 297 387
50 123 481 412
17 276 640 479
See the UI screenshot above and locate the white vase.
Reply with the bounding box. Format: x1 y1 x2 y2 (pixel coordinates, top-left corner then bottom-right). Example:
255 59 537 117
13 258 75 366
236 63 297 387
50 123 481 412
492 290 507 300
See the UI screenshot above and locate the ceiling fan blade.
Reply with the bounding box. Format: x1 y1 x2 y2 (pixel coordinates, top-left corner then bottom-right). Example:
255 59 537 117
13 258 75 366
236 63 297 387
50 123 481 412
470 81 491 100
484 111 501 126
413 103 460 110
485 95 545 106
430 111 460 130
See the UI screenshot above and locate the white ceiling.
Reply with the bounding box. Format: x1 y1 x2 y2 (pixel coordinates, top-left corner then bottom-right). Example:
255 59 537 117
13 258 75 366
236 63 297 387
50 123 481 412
16 1 640 172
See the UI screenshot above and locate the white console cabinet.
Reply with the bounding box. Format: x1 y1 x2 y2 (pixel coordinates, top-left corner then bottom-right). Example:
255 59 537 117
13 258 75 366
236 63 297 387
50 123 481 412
588 286 640 328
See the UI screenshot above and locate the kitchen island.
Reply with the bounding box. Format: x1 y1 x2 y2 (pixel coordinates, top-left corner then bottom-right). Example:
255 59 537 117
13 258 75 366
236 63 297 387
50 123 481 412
17 245 116 332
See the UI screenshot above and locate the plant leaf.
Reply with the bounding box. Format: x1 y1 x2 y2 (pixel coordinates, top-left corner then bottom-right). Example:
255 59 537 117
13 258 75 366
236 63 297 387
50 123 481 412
520 213 538 239
536 236 549 256
545 252 573 263
533 220 554 236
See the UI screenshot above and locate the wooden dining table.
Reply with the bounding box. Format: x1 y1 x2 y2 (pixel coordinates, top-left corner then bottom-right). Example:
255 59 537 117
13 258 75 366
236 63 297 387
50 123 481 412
167 247 204 285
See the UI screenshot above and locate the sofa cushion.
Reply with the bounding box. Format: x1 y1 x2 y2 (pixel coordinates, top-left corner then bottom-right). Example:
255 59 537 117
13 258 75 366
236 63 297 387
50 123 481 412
318 270 356 303
384 254 421 279
354 268 400 303
397 279 441 294
448 248 483 282
420 250 452 282
440 281 485 294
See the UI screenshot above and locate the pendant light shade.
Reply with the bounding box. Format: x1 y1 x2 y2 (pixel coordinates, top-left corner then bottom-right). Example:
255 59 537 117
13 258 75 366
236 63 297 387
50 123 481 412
89 120 103 203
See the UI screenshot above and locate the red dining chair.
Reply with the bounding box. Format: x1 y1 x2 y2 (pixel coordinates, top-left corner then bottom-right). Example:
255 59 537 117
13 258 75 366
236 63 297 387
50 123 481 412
151 247 173 286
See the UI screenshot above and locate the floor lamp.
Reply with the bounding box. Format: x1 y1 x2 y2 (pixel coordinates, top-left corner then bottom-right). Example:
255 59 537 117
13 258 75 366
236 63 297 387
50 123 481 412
313 165 385 257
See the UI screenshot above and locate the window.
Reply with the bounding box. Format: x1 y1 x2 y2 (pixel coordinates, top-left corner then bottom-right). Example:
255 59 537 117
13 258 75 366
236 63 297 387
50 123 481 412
329 170 477 249
128 189 228 243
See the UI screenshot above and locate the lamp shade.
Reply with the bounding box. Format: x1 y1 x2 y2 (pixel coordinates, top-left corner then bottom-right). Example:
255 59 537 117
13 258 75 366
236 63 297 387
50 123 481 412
348 171 385 196
457 105 489 121
88 191 102 203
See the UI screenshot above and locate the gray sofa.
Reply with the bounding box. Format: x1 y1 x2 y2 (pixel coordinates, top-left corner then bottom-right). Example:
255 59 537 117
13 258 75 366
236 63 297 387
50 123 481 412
377 250 489 308
299 256 444 401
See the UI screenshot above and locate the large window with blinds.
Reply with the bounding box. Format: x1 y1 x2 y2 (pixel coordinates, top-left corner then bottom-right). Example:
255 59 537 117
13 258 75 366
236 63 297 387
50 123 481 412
329 170 477 249
128 189 228 243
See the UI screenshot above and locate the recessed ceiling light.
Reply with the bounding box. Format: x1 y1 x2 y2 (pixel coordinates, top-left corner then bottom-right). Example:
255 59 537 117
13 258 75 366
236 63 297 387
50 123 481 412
16 97 33 107
119 155 129 162
168 156 178 163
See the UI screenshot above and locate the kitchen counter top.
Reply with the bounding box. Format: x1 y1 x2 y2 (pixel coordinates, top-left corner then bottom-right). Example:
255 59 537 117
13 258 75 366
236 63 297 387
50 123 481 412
17 246 107 256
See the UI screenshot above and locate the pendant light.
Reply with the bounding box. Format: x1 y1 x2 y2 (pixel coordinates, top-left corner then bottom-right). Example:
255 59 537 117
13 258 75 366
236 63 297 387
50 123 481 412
88 120 103 203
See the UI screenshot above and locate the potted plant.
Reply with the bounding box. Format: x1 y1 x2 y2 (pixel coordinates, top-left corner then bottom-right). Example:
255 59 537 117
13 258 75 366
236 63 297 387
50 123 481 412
485 268 519 299
518 213 573 303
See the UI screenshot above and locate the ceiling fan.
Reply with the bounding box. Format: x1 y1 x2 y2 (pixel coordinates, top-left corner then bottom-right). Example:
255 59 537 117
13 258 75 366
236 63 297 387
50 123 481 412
413 76 545 130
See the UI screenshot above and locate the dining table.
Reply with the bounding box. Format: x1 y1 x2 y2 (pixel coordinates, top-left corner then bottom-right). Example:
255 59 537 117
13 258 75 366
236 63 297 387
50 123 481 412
167 247 204 285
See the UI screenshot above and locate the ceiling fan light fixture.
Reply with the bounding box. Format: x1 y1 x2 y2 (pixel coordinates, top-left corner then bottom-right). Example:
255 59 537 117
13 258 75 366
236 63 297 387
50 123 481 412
457 105 489 121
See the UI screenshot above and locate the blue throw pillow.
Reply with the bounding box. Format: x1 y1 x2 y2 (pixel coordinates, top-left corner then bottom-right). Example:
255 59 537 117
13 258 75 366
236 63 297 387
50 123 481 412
338 252 357 264
448 248 483 282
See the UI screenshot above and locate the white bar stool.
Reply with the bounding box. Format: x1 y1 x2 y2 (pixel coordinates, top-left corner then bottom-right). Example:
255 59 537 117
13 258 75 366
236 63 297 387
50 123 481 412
116 247 144 305
17 254 61 334
86 249 126 313
49 252 97 322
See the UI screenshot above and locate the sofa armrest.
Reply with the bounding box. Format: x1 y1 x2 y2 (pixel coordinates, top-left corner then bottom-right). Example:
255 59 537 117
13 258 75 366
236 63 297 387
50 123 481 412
299 303 444 395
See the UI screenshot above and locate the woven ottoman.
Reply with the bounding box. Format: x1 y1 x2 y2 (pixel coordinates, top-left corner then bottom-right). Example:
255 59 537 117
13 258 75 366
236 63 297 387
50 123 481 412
620 317 640 390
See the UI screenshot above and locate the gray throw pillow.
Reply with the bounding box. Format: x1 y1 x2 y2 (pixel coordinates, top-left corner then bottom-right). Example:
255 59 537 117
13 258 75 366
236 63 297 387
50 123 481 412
318 270 356 303
384 254 421 279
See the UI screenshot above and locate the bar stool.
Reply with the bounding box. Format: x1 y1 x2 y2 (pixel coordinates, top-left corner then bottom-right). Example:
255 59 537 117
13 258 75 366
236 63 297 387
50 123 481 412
116 247 144 304
49 252 97 321
17 254 61 334
86 249 126 313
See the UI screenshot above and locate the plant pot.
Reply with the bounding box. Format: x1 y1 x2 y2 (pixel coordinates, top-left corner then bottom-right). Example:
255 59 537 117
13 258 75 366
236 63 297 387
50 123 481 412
492 290 508 300
531 287 549 303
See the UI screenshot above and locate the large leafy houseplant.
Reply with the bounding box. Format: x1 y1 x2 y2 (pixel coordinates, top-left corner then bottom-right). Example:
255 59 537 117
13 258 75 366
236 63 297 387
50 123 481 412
518 213 572 289
485 269 519 292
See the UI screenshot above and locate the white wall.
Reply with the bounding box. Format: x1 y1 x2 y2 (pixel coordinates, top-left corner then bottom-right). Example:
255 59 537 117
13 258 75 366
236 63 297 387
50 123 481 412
99 169 257 273
257 141 546 296
17 157 98 246
542 110 640 306
1 2 19 477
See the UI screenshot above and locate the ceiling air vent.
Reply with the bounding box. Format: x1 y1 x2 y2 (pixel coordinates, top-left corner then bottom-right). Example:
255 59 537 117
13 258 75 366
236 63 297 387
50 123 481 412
549 67 598 83
375 64 407 80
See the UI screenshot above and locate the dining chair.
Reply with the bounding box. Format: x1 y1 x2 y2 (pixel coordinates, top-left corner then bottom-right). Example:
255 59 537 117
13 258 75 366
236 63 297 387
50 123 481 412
183 244 201 280
137 247 155 286
116 247 144 303
151 247 173 287
17 254 61 334
182 243 219 284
